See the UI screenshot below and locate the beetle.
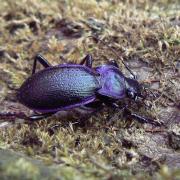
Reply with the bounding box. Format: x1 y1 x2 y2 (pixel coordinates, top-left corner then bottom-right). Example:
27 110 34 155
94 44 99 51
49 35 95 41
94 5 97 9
15 53 159 125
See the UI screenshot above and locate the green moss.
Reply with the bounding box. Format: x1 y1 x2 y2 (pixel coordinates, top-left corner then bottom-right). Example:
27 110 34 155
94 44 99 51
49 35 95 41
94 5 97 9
4 158 40 180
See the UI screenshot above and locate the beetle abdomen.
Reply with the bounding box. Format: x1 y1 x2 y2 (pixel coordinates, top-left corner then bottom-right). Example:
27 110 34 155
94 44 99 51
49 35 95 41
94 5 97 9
17 65 100 112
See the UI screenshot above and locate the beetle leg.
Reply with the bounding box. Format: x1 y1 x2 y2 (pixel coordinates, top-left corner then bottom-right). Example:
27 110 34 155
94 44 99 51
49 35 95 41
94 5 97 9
83 100 103 109
108 59 119 68
105 103 127 124
103 101 161 126
130 113 162 126
0 112 29 121
100 96 119 109
29 112 56 121
32 54 52 74
79 54 93 67
123 108 162 126
0 111 56 122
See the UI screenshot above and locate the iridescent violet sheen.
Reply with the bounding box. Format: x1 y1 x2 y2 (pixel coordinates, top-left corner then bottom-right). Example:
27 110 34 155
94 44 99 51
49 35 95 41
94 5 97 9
17 65 101 113
96 65 126 99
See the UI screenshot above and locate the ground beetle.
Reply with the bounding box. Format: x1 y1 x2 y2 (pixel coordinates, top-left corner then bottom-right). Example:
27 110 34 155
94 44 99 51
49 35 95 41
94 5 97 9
15 53 159 125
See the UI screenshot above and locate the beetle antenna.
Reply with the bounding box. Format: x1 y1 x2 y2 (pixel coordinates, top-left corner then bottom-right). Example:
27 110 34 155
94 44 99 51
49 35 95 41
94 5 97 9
88 35 136 79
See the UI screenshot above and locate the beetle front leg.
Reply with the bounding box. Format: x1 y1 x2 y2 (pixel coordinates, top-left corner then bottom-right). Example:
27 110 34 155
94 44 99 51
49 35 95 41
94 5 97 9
123 108 162 126
32 54 52 74
104 101 161 126
79 54 93 67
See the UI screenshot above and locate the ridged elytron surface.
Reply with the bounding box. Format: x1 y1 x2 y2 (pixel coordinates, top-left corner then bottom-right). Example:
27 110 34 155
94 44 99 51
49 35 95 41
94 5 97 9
17 65 101 112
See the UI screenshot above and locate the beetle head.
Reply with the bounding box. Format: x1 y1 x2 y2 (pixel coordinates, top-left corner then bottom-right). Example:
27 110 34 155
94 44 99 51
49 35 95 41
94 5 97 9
125 77 143 101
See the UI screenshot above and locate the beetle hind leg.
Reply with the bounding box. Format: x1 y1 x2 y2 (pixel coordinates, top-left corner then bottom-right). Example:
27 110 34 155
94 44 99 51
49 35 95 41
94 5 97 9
32 54 52 74
0 112 29 121
0 111 56 122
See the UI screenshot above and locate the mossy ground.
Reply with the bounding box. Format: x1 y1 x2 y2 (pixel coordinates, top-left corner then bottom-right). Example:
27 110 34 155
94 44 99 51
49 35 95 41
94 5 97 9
0 0 179 179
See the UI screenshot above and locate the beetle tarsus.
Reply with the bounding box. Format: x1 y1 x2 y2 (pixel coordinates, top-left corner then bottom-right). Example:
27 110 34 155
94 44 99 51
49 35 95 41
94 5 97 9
32 54 52 74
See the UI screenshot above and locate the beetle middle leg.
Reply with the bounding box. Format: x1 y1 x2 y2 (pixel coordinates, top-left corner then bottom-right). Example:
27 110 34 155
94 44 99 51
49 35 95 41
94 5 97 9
29 112 56 121
79 54 93 67
32 54 52 74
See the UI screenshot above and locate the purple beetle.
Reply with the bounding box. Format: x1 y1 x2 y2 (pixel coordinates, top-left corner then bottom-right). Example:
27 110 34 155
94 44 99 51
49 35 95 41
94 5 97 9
15 54 159 125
